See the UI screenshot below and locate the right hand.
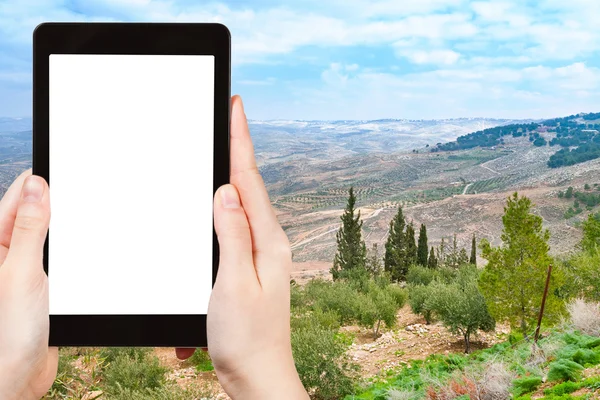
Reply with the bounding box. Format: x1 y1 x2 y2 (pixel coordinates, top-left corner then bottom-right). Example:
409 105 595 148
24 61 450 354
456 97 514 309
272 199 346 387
176 96 309 399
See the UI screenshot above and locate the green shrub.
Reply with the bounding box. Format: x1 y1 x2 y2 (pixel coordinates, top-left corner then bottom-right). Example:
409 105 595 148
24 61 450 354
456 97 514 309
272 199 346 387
47 349 81 398
545 381 581 396
106 383 217 399
547 359 584 382
571 348 600 366
512 376 543 397
314 281 362 325
357 284 399 338
408 284 434 324
386 284 408 308
407 265 437 286
188 349 214 372
290 283 305 309
99 347 151 364
292 324 357 400
103 353 167 393
425 266 495 353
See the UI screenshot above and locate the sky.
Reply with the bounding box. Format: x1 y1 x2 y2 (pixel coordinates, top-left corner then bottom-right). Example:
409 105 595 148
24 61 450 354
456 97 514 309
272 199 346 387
0 0 599 120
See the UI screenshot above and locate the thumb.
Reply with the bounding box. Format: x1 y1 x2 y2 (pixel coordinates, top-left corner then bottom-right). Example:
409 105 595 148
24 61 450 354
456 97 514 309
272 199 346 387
5 175 50 272
213 184 256 286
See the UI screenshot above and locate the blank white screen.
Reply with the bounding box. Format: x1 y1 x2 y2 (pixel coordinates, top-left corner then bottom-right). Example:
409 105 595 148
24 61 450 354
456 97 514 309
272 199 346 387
48 54 214 315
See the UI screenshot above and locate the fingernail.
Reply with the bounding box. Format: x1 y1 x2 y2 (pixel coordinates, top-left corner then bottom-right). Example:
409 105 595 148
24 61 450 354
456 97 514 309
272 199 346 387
22 176 44 203
221 185 240 209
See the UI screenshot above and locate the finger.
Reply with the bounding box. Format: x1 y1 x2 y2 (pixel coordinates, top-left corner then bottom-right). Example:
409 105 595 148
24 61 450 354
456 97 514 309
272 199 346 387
4 175 50 274
213 184 258 286
229 95 288 254
175 348 195 360
0 169 32 263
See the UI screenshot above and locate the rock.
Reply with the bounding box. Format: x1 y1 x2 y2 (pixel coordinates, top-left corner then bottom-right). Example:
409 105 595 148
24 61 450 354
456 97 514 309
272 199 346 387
82 391 103 400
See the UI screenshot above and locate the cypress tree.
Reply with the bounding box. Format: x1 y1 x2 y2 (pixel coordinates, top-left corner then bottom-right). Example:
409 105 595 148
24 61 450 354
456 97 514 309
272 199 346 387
470 234 477 265
405 222 418 267
428 246 438 269
417 223 429 266
384 206 406 281
331 187 367 280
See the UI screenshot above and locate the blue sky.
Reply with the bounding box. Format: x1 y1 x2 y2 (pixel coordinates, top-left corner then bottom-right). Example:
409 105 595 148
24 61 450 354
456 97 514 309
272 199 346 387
0 0 599 120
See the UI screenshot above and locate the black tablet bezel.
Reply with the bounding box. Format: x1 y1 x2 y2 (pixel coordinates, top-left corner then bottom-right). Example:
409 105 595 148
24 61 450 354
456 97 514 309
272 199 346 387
33 22 230 347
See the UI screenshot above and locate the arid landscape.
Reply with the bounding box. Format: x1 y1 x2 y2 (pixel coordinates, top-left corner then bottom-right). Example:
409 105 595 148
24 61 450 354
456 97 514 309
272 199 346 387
1 113 599 399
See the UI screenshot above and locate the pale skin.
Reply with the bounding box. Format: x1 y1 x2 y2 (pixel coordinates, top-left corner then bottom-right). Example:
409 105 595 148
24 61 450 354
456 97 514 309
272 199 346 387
0 95 309 400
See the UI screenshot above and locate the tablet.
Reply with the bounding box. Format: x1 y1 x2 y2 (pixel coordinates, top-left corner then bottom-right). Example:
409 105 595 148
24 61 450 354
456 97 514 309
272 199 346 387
33 23 230 346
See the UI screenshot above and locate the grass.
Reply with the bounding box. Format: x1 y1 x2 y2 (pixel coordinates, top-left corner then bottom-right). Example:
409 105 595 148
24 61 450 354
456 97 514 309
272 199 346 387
348 330 600 400
42 347 219 400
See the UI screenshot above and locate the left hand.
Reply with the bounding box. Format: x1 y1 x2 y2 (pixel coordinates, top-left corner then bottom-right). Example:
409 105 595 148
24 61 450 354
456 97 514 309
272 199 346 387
0 169 58 400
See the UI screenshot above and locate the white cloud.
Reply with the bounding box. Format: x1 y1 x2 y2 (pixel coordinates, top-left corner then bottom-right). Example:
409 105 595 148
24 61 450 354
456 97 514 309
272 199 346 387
397 49 461 65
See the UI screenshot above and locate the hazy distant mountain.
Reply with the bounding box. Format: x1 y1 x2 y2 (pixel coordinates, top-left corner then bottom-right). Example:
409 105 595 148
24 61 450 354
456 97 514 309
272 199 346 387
0 117 32 134
248 118 527 165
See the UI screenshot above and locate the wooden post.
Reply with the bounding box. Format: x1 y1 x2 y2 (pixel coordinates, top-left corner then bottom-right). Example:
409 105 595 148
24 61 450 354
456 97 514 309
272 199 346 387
534 265 553 344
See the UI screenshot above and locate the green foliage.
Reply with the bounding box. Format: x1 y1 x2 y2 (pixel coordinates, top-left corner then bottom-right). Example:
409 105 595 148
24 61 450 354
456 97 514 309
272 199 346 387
581 212 600 252
470 234 477 265
417 224 429 267
549 143 600 168
47 349 81 398
547 360 584 382
385 206 409 281
365 243 384 277
106 383 217 400
188 349 214 372
405 223 417 270
426 265 495 353
358 282 402 337
314 280 362 325
103 353 167 393
479 193 563 336
428 246 438 268
512 376 543 397
292 324 357 400
99 347 152 364
561 250 600 301
408 284 435 324
386 284 408 308
331 187 367 280
407 265 438 286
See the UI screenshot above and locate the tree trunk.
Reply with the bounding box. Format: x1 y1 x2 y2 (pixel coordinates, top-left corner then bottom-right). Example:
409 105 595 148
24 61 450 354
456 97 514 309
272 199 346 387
464 332 471 354
374 319 382 339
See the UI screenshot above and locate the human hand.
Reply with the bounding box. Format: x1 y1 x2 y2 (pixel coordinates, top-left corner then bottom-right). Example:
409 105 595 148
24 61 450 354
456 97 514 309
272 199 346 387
176 96 308 399
0 170 58 400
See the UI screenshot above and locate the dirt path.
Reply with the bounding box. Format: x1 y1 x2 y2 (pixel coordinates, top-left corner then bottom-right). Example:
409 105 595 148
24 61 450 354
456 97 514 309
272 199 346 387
462 183 473 195
346 305 509 377
290 207 384 250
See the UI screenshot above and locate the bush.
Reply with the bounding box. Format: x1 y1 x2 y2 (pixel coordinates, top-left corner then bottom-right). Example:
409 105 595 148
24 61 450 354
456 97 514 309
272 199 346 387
547 359 584 382
358 283 400 338
291 308 341 331
545 381 581 396
426 266 495 353
512 376 543 397
291 324 357 400
103 353 167 393
407 265 438 286
408 284 434 324
562 251 600 302
188 349 214 372
47 350 81 398
387 284 408 308
106 383 218 400
99 347 152 364
314 281 361 325
568 299 600 336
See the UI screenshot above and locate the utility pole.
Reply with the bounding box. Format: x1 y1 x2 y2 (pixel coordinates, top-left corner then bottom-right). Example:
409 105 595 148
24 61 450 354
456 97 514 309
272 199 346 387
534 265 553 344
